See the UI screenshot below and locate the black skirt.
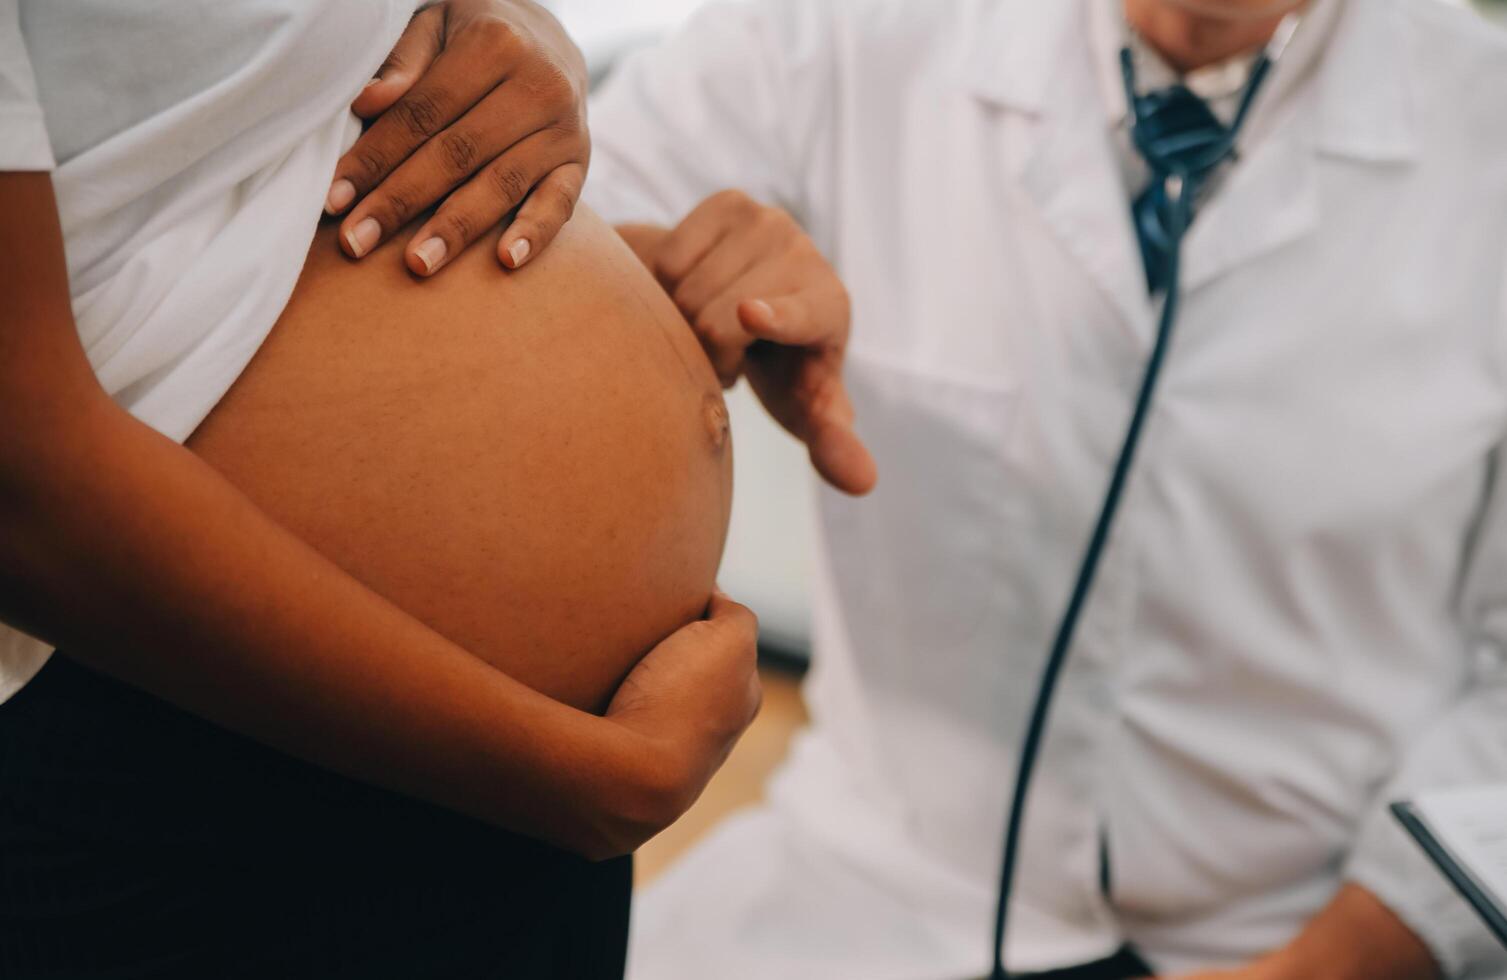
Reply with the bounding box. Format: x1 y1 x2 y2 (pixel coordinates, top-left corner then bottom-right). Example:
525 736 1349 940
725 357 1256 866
0 653 631 979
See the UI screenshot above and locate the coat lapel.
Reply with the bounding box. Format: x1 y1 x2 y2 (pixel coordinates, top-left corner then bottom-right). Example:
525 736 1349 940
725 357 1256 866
1182 115 1319 292
967 0 1418 311
1018 83 1156 345
968 0 1155 347
1183 0 1417 292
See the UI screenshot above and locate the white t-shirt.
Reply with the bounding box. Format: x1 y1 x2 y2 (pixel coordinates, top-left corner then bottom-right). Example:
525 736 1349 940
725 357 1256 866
0 0 418 702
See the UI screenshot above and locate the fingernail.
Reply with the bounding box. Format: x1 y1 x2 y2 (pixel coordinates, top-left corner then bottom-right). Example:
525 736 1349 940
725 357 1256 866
325 179 355 215
413 237 447 274
748 299 775 323
508 238 531 268
345 217 381 259
361 77 381 92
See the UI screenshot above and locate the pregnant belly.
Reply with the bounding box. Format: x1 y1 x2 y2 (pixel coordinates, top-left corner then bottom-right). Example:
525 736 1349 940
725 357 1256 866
187 208 732 713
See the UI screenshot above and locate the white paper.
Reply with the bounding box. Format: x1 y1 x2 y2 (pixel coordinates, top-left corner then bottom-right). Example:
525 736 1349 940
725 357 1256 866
1415 784 1507 912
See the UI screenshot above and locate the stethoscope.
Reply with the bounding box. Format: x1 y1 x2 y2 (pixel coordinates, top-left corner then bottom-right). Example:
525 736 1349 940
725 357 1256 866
984 12 1304 980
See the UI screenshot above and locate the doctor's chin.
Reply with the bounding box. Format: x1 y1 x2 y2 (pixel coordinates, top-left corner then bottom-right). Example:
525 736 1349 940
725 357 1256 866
3 0 1507 979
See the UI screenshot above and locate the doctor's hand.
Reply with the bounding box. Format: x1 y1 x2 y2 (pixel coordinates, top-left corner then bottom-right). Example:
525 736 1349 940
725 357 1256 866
1162 884 1440 980
326 0 589 276
620 190 878 496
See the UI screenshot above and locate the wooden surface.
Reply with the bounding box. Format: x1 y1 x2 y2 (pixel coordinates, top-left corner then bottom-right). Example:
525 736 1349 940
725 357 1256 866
635 666 808 884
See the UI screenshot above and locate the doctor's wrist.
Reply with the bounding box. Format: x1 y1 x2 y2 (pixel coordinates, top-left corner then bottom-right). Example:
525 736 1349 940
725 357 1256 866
1260 883 1441 980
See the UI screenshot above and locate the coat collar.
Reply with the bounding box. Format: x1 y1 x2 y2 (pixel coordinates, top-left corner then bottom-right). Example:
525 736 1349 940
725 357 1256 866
965 0 1418 164
962 0 1067 117
1309 0 1417 164
961 0 1417 337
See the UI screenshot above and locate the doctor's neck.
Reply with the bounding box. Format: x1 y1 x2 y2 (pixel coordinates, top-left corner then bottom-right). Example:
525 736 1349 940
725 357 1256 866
1124 0 1308 72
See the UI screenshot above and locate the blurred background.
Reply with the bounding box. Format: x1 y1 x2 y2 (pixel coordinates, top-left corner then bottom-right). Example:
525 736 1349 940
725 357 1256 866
538 0 1507 880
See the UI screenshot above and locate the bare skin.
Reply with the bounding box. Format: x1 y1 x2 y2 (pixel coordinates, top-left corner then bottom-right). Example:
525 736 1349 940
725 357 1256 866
617 193 877 498
327 0 592 274
1172 886 1439 980
1124 0 1306 72
0 172 760 861
191 206 732 714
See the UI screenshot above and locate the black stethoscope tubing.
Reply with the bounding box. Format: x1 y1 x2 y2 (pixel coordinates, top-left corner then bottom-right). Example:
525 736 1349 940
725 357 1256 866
983 20 1297 978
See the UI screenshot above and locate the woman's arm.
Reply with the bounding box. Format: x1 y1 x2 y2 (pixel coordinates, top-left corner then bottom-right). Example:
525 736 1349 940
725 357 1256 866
0 171 759 859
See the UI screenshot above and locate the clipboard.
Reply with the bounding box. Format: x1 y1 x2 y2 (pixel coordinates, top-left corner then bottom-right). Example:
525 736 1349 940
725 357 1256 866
1392 800 1507 949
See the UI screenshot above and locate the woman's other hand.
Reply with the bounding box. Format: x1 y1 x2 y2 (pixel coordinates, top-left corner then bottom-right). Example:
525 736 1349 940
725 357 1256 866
621 190 878 496
326 0 589 276
590 591 762 856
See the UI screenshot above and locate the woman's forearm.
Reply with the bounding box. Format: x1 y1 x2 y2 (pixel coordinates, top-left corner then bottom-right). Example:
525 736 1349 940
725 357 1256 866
1 383 664 858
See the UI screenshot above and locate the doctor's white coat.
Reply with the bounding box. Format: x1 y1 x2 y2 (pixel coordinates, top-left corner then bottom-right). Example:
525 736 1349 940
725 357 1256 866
584 0 1507 976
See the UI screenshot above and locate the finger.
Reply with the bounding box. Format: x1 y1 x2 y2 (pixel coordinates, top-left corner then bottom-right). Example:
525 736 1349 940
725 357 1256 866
692 303 754 388
346 75 576 264
327 10 444 216
350 8 444 120
738 285 850 348
498 161 586 270
400 129 570 276
654 190 760 289
747 672 765 721
679 279 754 387
704 592 759 650
693 263 803 385
669 225 765 319
805 377 878 495
746 352 878 495
702 591 759 636
807 409 879 496
329 36 510 237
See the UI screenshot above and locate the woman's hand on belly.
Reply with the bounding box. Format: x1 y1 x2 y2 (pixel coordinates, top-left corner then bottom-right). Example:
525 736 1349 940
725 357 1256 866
591 591 763 854
605 593 762 819
327 0 589 277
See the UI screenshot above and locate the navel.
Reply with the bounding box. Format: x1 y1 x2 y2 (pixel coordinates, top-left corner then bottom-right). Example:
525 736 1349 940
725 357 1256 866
702 393 730 452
